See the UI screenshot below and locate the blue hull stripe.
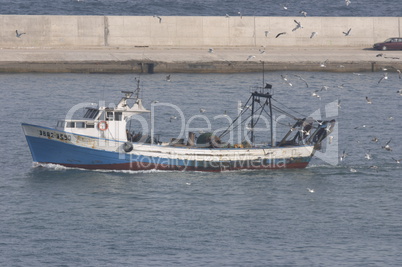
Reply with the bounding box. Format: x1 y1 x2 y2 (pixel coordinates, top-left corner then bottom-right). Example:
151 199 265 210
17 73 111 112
25 136 312 171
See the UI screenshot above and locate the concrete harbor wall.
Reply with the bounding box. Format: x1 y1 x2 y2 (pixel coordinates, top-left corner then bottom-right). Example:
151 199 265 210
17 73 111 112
1 15 401 48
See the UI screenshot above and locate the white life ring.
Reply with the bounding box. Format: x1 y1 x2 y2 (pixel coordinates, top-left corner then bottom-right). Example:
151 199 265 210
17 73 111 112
98 121 108 131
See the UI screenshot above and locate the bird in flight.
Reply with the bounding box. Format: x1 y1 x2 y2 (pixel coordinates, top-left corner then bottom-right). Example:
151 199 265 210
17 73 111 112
378 73 388 84
307 188 314 193
275 32 286 38
15 30 26 37
382 139 392 151
343 28 352 36
310 32 318 39
153 15 162 23
292 20 303 32
365 96 372 104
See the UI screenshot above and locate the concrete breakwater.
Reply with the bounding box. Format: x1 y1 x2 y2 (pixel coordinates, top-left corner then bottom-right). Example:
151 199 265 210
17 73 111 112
0 15 401 73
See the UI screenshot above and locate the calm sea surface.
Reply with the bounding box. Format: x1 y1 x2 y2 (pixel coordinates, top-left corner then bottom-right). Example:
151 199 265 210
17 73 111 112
0 0 401 17
1 72 402 266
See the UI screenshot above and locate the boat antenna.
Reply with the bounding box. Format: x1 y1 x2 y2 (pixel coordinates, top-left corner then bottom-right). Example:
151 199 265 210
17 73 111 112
262 61 265 89
134 77 141 99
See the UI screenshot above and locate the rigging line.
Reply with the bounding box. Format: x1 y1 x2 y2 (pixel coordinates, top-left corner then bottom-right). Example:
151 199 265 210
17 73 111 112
271 104 299 120
251 99 268 127
218 95 253 138
272 98 309 119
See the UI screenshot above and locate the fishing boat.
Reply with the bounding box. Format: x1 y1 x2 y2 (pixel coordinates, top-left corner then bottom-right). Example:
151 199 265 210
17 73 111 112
22 78 335 172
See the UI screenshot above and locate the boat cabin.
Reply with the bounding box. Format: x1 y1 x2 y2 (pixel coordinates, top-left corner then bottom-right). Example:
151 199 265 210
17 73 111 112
55 91 150 141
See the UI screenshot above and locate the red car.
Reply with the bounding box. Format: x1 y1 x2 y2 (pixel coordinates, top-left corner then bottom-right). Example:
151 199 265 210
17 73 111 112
373 37 402 50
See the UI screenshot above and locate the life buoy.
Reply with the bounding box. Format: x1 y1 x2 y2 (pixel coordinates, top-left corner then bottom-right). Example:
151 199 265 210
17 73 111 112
123 142 133 153
98 121 108 131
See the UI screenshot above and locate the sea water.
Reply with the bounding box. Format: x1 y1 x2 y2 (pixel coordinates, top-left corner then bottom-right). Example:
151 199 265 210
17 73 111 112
1 72 402 266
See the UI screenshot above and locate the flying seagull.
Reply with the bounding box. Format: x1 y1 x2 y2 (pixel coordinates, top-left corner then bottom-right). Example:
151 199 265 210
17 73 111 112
275 32 286 38
343 28 352 36
365 96 372 104
153 15 162 23
378 72 388 84
281 75 292 87
382 139 392 151
307 188 314 193
310 32 318 38
300 10 307 17
165 74 171 82
15 30 26 37
294 74 309 87
292 20 303 32
246 55 256 60
264 31 270 37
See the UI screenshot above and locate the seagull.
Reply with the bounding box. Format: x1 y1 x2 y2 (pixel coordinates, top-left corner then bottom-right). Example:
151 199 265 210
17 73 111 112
307 188 314 193
165 74 171 82
365 96 372 104
300 11 307 17
345 0 351 6
225 14 230 18
342 28 352 36
350 167 357 173
365 150 372 160
392 158 401 163
275 32 286 38
397 89 402 95
396 69 401 79
264 31 270 37
153 15 162 23
208 48 214 53
321 86 329 91
311 90 320 98
292 20 303 32
282 4 288 10
310 32 318 39
281 75 292 86
340 150 347 161
320 59 328 68
199 108 206 113
382 139 392 151
376 53 384 57
371 136 379 142
247 55 256 60
329 136 334 144
238 11 242 19
378 73 388 84
259 49 266 54
169 116 177 122
15 30 26 37
294 74 309 87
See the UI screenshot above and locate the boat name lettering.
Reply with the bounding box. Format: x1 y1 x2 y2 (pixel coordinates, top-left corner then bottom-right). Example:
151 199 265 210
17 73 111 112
39 130 71 141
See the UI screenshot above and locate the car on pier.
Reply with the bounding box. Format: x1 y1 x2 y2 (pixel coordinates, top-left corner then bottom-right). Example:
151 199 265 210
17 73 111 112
373 37 402 50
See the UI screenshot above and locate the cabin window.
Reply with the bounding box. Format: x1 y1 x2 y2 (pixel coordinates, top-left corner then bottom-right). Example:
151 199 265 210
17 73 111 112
86 123 95 128
57 121 65 127
115 112 122 121
76 122 85 128
66 122 75 128
106 111 114 121
84 109 100 119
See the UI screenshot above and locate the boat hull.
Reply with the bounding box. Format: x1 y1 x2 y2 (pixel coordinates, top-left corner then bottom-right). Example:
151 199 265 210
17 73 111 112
22 123 314 172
